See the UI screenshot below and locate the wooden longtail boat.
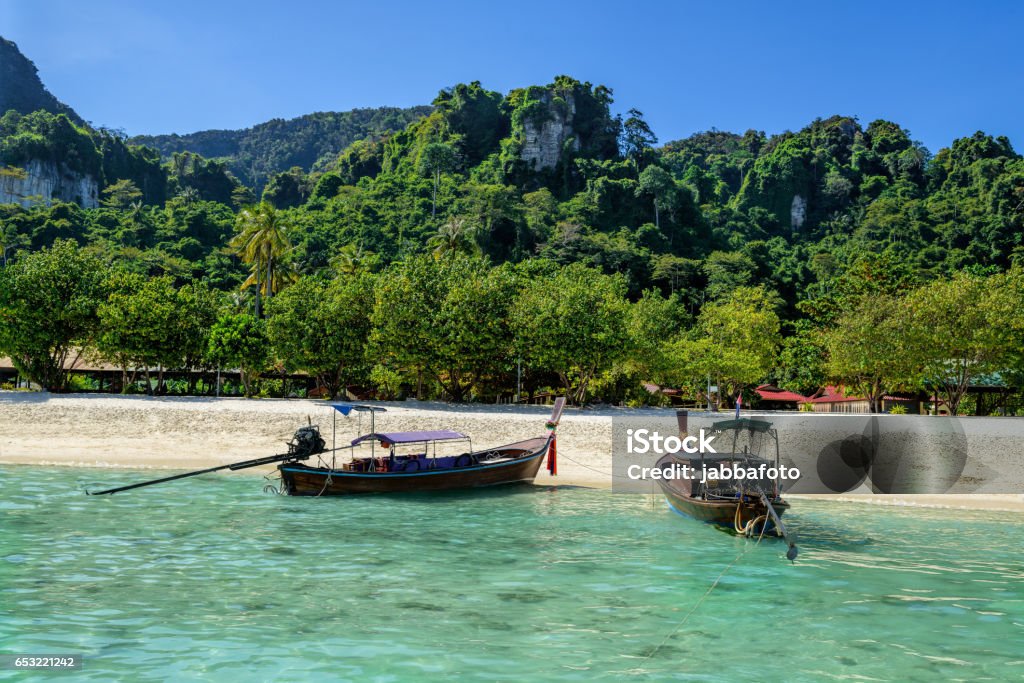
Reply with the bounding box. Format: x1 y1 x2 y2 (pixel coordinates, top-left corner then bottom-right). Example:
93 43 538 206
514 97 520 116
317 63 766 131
278 398 565 496
656 415 797 558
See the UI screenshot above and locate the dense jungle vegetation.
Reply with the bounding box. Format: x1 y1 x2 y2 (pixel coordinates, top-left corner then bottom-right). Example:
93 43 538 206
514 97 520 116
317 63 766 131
1 75 1023 413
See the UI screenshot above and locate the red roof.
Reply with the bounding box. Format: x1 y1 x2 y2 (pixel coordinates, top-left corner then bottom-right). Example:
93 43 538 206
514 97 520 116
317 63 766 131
809 386 916 403
755 384 809 403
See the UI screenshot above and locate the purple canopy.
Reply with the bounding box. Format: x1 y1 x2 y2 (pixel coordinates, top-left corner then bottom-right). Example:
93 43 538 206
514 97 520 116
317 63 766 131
351 430 468 446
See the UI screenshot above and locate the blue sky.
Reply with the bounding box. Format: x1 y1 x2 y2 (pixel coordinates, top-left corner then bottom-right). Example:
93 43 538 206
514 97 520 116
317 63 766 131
2 1 1022 153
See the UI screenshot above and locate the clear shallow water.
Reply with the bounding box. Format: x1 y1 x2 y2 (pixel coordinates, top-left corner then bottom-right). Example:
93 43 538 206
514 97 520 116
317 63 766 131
1 467 1023 682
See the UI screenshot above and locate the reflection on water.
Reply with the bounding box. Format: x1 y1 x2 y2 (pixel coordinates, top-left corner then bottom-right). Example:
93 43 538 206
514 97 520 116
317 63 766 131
1 466 1023 681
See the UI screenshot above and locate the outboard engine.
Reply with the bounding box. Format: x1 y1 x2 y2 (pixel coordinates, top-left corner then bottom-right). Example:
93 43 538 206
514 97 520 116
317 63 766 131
288 425 326 460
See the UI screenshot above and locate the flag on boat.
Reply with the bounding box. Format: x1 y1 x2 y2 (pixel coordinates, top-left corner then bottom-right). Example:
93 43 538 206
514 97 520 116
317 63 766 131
547 436 557 476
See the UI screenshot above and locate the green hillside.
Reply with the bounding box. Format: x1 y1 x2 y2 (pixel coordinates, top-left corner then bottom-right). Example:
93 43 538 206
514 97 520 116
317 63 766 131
0 37 83 124
1 61 1022 409
130 106 433 189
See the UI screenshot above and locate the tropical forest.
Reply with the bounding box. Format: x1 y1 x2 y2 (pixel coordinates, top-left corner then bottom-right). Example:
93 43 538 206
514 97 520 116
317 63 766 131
1 38 1022 414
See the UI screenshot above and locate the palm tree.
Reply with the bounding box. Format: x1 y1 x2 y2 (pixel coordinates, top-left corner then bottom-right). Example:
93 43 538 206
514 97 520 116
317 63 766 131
426 216 480 259
177 187 200 206
330 242 375 276
230 202 296 317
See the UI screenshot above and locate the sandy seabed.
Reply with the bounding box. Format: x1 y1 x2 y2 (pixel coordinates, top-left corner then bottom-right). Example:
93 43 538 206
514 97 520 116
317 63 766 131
1 392 1021 512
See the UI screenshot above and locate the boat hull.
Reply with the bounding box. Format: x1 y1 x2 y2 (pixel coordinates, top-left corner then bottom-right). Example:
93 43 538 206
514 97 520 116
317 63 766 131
279 437 551 495
659 482 790 525
655 454 790 528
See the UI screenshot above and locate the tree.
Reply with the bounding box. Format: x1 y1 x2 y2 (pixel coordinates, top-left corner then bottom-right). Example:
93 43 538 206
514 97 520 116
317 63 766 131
906 272 1020 415
824 293 917 413
775 320 828 396
511 263 631 404
329 243 378 276
0 239 106 391
620 108 657 173
230 201 296 317
100 179 142 210
703 251 757 301
665 286 781 406
262 166 311 209
96 275 217 394
624 289 688 382
266 274 375 399
426 216 479 259
651 254 700 295
206 313 270 398
371 255 518 401
417 142 457 218
636 165 674 229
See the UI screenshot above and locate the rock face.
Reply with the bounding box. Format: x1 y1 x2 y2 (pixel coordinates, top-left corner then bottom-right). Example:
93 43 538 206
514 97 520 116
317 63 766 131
0 159 98 208
0 37 83 124
790 194 807 231
520 93 579 171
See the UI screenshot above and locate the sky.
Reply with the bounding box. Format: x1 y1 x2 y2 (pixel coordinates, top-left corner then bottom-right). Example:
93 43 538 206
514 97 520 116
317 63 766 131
2 1 1022 153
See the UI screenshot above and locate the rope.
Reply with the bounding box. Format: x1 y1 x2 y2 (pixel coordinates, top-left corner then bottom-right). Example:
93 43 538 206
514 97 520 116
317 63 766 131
642 497 775 664
640 539 759 663
554 452 634 481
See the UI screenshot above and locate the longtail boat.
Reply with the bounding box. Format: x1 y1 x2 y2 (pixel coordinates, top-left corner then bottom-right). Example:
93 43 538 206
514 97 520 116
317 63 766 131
656 414 798 559
278 398 565 495
86 398 564 498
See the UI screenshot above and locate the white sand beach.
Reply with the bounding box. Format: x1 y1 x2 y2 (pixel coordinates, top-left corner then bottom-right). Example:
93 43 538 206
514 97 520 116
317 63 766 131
0 392 616 485
1 392 1022 511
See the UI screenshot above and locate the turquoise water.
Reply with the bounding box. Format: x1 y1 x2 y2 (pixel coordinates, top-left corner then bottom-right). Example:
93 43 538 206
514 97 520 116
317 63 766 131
1 467 1023 682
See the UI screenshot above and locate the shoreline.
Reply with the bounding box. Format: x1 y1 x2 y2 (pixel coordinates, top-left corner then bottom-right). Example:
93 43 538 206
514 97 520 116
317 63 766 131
2 392 1023 512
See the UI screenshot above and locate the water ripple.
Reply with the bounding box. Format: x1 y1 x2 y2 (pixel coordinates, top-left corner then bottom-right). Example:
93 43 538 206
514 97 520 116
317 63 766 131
0 466 1022 681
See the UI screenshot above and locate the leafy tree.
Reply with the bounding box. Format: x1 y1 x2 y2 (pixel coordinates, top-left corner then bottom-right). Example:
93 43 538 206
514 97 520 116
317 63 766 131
620 108 657 173
905 272 1020 415
0 239 106 391
95 274 217 393
636 165 674 229
624 289 688 381
511 263 630 404
703 251 756 301
664 286 781 406
371 255 519 401
206 312 270 398
823 293 917 413
418 142 457 218
775 319 828 396
100 179 143 210
266 274 375 398
167 151 241 205
262 166 311 208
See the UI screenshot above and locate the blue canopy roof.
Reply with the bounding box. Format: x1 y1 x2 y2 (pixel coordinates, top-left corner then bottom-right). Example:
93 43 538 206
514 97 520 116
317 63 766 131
331 404 387 416
351 430 467 446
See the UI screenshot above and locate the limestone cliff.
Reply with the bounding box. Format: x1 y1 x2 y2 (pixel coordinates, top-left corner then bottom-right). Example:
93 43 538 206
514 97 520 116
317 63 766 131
519 92 579 171
0 159 98 208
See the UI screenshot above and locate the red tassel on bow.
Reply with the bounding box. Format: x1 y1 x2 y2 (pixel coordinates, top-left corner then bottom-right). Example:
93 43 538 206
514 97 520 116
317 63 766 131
547 436 557 476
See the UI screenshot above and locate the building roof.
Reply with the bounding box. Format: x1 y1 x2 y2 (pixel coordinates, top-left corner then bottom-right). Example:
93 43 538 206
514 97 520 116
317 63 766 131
808 386 917 403
755 384 809 403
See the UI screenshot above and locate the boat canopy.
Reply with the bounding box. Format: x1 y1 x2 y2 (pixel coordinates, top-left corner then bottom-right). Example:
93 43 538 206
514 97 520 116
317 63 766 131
351 430 468 446
711 418 774 433
331 403 387 416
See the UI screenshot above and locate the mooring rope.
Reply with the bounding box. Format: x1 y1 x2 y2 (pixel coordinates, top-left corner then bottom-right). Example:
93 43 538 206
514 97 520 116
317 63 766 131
640 532 764 664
